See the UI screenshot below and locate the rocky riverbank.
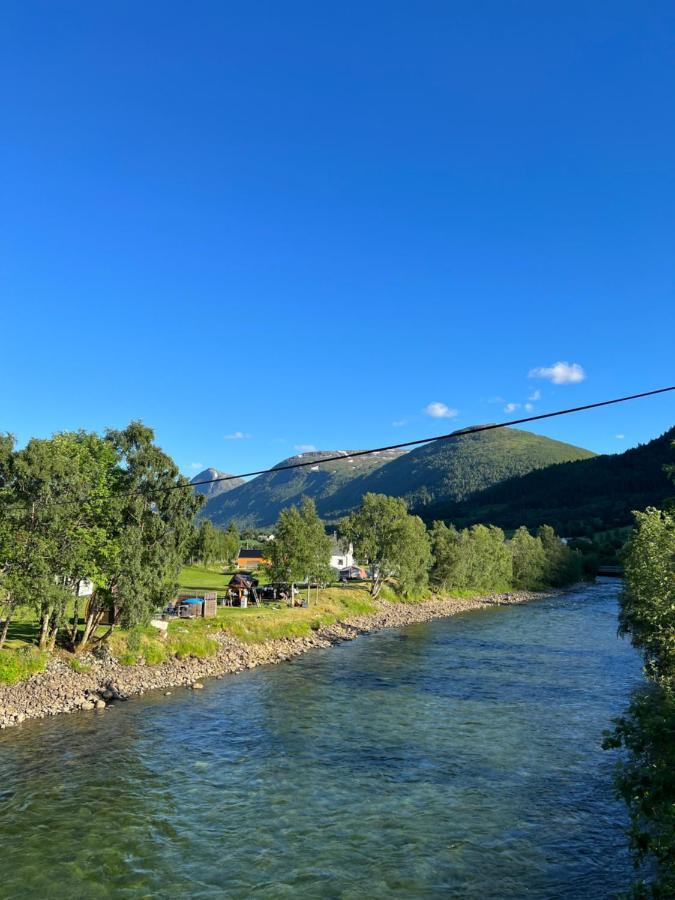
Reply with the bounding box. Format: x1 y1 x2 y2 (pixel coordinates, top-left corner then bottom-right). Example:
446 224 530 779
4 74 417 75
0 590 548 730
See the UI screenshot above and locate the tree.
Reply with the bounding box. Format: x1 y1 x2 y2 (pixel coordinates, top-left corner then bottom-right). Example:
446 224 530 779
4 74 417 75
269 498 332 586
537 524 582 586
341 494 431 598
430 521 468 591
463 524 512 592
619 507 675 684
509 526 546 590
77 422 202 648
195 520 221 566
604 505 675 896
2 431 119 651
222 522 240 568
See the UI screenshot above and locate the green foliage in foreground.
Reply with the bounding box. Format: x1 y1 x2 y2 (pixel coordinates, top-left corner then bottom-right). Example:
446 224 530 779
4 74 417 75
0 421 201 653
0 648 47 685
604 506 675 897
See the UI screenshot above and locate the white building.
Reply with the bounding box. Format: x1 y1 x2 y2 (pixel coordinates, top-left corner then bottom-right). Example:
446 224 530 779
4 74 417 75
329 533 354 570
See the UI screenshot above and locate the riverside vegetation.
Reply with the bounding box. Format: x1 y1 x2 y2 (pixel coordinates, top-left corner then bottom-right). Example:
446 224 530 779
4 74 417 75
0 423 583 697
601 446 675 897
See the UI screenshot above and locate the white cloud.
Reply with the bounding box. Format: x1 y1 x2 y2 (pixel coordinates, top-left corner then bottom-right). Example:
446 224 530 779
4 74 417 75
295 443 317 452
504 402 520 413
528 389 541 401
424 402 459 419
524 403 534 412
392 419 407 427
615 433 625 440
224 431 252 440
529 361 586 385
190 462 203 470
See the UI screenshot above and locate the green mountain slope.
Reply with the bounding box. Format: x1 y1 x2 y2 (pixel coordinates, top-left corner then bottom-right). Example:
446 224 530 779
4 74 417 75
200 427 594 528
198 449 407 528
421 426 675 535
320 426 595 519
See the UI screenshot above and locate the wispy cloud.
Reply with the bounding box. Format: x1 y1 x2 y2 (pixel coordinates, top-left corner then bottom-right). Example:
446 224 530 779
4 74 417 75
528 389 541 401
295 443 317 452
504 402 520 413
424 402 458 419
615 433 625 440
190 462 203 470
224 431 252 440
392 419 407 427
529 361 586 385
524 402 534 412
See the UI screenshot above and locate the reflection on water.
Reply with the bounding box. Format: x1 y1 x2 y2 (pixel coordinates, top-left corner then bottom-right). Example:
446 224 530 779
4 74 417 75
0 581 640 898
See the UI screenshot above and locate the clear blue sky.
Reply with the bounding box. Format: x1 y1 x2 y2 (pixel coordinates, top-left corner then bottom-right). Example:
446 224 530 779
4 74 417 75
2 1 674 476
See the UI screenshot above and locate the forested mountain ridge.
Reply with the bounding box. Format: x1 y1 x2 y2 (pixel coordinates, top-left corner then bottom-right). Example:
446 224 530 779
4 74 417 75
421 426 675 535
199 428 594 528
324 426 594 517
198 448 407 528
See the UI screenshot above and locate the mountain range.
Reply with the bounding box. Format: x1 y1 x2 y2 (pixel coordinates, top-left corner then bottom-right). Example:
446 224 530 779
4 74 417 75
197 427 595 528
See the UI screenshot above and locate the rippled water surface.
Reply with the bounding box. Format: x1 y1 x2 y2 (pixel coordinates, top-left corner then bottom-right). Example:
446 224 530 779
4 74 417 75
0 581 641 898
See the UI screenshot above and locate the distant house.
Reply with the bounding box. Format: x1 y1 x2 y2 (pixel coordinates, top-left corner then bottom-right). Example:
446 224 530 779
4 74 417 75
237 547 270 570
329 533 354 570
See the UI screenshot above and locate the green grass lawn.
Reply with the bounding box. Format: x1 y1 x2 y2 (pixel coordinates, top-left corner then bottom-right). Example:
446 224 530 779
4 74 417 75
178 564 235 593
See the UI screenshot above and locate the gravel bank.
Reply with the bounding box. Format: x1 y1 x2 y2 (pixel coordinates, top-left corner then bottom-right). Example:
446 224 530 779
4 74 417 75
0 590 548 730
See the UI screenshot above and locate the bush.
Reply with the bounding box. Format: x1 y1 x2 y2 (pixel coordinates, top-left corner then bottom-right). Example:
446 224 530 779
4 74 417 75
0 648 48 685
68 658 91 674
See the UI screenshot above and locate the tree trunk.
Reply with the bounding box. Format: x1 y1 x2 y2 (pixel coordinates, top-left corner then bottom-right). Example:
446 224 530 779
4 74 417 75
38 608 52 650
0 613 12 650
47 611 60 652
78 611 97 650
78 605 106 650
68 596 80 648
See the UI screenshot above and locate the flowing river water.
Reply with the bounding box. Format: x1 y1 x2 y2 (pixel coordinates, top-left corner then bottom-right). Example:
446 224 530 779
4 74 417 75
0 580 642 898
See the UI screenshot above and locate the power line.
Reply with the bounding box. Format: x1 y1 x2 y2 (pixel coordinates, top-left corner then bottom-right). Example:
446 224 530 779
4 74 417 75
182 384 675 493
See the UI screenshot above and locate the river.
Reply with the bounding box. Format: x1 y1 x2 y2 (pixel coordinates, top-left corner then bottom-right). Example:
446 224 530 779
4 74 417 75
0 580 642 898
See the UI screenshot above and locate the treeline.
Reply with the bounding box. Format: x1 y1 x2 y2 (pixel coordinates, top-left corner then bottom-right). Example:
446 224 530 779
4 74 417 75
604 502 675 897
268 493 583 598
186 520 240 568
0 423 201 651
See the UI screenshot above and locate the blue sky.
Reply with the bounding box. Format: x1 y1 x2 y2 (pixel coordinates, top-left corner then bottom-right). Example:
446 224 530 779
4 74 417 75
2 1 674 477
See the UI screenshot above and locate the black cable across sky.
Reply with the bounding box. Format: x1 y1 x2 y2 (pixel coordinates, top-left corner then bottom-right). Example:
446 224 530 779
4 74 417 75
180 384 675 493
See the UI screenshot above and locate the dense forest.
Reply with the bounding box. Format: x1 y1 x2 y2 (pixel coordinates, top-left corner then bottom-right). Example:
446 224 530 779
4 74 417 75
420 426 675 536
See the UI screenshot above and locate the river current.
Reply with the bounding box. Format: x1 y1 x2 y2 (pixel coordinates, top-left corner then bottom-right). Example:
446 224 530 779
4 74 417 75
0 580 642 898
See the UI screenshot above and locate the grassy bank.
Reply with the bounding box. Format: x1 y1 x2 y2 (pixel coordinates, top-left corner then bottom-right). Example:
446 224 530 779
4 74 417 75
106 584 380 666
0 572 497 685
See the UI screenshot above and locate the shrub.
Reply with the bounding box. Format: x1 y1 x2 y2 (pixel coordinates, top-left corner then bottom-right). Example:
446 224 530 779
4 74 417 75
0 648 48 685
68 658 91 674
